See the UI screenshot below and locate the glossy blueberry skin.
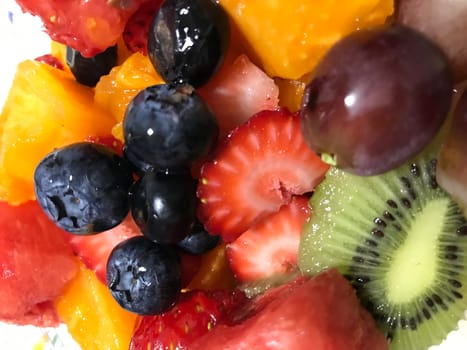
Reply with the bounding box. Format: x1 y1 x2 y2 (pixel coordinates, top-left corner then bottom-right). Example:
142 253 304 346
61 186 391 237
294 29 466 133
130 171 197 244
34 142 134 234
148 0 230 87
123 83 218 172
178 220 221 255
66 45 118 87
106 236 182 315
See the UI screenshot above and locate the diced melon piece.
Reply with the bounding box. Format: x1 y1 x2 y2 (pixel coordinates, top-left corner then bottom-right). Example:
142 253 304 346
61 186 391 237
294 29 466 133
187 244 237 291
0 60 115 204
0 201 77 327
55 262 139 350
94 52 164 141
219 0 394 79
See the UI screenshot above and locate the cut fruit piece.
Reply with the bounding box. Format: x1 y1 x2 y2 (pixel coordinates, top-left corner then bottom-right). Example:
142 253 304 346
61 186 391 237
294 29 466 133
197 109 328 242
0 200 78 327
187 244 237 291
129 289 248 350
0 60 115 205
219 0 394 79
16 0 146 57
227 196 310 282
67 215 141 283
34 54 64 70
55 262 139 350
198 54 279 138
275 77 306 113
123 0 163 55
94 52 164 141
50 41 73 75
299 152 467 350
179 252 203 288
191 269 388 350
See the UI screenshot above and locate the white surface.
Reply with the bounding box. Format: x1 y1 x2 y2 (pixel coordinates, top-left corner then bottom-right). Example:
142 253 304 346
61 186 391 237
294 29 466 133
0 0 466 349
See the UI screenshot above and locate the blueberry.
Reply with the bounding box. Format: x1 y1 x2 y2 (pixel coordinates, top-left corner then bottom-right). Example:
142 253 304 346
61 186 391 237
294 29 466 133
130 171 197 244
66 45 118 87
34 142 134 234
148 0 230 87
177 220 221 255
106 236 182 315
123 83 218 171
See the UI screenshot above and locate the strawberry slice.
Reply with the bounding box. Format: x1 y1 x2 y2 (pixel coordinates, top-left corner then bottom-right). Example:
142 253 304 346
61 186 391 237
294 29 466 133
129 289 248 350
199 54 280 138
197 108 329 242
68 215 141 283
226 195 310 282
122 0 163 55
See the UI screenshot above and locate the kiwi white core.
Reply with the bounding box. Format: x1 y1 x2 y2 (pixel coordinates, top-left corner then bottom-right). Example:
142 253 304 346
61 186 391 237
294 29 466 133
385 198 449 303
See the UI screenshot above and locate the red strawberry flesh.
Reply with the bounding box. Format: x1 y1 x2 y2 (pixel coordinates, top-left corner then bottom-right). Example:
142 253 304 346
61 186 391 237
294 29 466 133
122 0 163 55
197 108 329 242
16 0 146 56
199 54 280 138
129 289 248 350
34 54 64 70
227 195 310 282
67 214 141 283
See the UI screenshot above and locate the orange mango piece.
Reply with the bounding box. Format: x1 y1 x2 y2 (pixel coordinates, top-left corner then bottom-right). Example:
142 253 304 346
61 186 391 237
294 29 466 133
55 262 138 350
50 41 72 76
219 0 394 79
94 52 164 141
275 78 307 113
187 244 237 291
0 60 115 205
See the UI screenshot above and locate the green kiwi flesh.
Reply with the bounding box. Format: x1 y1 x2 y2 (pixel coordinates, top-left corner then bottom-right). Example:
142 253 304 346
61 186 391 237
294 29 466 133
298 152 467 350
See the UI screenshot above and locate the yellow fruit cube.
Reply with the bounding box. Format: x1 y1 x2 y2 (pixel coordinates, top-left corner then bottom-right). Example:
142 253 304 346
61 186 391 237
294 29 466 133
55 262 138 350
220 0 394 79
0 60 115 204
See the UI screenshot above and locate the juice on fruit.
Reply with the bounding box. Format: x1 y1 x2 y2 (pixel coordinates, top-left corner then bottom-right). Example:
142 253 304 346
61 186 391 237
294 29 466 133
2 0 467 350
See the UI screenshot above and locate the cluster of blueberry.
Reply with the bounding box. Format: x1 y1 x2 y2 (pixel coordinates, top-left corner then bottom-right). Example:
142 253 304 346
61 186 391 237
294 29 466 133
33 0 230 315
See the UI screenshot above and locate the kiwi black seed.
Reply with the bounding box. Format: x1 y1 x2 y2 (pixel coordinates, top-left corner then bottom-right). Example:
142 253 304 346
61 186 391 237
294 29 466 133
298 152 467 350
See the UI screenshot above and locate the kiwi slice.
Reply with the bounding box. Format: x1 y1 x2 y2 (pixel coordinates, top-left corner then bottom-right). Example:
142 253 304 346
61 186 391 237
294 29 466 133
298 152 467 350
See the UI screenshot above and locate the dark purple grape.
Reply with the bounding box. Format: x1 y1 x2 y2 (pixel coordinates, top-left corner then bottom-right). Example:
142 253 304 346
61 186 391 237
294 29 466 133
300 24 453 176
396 0 467 83
437 88 467 216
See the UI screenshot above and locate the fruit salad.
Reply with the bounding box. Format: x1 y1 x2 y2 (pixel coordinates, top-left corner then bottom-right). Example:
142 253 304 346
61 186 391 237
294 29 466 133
1 0 467 350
